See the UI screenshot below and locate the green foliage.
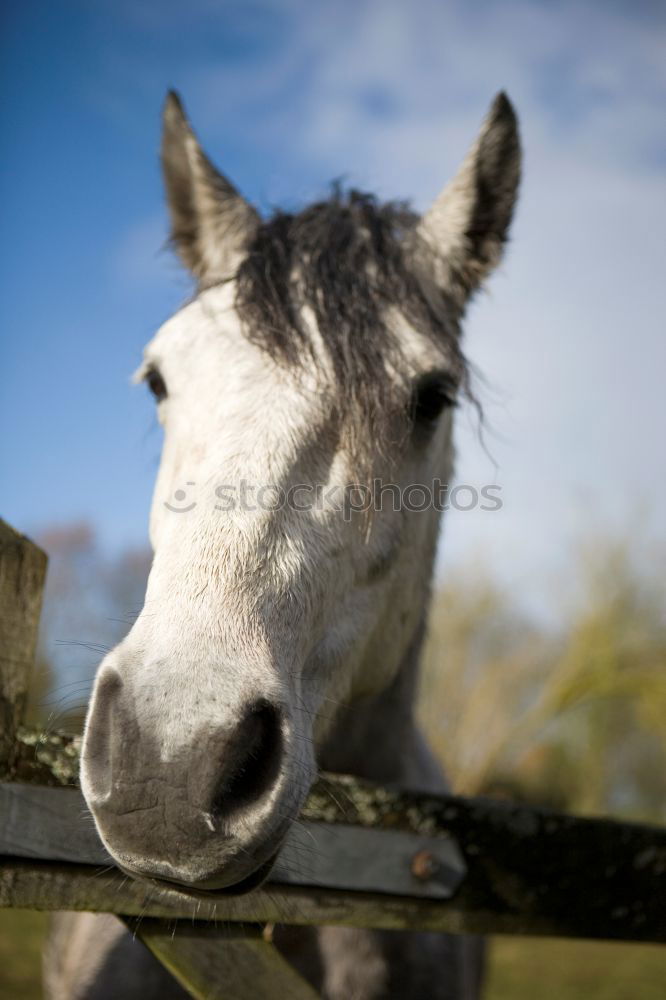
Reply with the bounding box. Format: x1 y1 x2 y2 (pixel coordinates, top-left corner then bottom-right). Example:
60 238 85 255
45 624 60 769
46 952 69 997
26 523 151 734
419 536 666 821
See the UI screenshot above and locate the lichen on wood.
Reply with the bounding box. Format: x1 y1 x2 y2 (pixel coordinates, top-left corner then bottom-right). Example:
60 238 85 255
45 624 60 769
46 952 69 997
9 727 82 786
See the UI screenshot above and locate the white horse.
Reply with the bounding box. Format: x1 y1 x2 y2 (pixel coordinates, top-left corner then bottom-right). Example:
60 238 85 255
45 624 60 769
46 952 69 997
46 91 520 999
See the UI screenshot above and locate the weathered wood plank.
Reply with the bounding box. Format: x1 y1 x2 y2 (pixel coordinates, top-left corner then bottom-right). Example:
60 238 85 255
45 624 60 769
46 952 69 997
0 857 562 937
275 821 464 898
0 783 465 899
0 783 109 866
0 522 47 774
1 854 664 943
124 918 320 1000
0 858 472 933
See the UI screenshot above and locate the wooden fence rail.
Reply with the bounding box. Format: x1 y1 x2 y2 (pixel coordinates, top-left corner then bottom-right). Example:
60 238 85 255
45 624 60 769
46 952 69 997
1 518 664 999
2 745 666 943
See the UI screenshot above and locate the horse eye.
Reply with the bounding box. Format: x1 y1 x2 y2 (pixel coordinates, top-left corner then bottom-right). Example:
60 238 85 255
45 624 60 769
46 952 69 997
145 367 167 402
411 372 457 427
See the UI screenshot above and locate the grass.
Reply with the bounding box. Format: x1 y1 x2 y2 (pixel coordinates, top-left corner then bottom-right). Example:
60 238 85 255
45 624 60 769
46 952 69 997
0 911 665 998
486 936 666 1000
0 910 48 1000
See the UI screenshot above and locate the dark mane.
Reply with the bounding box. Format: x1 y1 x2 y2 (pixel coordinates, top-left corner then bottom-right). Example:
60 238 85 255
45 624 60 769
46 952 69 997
234 187 473 454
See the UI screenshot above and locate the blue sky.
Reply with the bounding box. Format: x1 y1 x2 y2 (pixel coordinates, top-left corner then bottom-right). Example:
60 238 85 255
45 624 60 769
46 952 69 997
1 0 665 615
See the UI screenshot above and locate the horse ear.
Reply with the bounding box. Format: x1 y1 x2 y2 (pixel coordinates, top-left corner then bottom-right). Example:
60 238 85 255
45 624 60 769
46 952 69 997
161 90 259 285
416 92 521 304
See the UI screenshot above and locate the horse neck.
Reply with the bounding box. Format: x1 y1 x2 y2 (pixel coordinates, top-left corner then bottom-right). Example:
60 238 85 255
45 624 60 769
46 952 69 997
318 614 446 793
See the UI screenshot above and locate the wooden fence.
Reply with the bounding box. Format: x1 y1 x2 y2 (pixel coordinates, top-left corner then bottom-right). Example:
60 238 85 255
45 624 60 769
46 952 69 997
1 518 664 998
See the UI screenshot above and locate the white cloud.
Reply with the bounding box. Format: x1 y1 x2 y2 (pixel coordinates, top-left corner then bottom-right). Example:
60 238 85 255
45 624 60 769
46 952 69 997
111 213 171 287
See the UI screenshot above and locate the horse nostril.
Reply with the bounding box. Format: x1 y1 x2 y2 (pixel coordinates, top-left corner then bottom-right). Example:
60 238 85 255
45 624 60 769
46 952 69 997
210 701 282 820
81 668 123 803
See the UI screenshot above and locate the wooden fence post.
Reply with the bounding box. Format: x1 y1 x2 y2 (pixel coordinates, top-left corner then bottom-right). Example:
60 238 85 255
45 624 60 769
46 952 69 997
0 520 47 776
125 919 321 1000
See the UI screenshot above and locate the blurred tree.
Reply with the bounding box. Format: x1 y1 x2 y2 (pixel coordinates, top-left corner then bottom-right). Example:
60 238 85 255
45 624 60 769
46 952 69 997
27 523 151 732
419 537 666 823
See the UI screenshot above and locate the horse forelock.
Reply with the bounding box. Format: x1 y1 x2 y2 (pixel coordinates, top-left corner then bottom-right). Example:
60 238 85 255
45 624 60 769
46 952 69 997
225 186 476 463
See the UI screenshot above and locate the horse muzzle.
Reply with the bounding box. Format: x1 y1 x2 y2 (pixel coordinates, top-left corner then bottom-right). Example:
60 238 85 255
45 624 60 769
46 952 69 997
80 665 306 893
